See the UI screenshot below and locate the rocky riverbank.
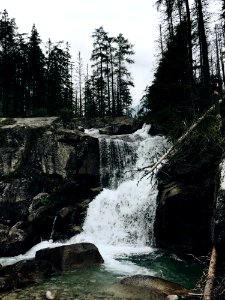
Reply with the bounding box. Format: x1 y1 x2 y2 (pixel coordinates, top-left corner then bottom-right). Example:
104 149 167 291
0 116 141 256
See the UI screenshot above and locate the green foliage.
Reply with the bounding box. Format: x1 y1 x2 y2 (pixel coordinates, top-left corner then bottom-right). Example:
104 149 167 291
141 21 200 140
41 195 51 205
171 112 224 169
32 108 48 117
0 11 134 119
0 11 74 118
59 107 74 123
89 26 134 117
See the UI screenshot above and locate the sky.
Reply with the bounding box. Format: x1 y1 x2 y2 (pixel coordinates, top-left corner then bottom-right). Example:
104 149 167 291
0 0 159 106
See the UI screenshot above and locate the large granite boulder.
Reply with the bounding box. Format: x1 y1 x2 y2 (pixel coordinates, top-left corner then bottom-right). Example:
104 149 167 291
120 275 193 300
0 243 103 292
35 243 104 271
0 259 54 292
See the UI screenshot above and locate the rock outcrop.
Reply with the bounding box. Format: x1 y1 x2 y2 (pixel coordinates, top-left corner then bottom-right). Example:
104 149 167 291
35 242 104 271
0 117 100 255
0 243 104 292
67 116 142 135
154 152 220 255
0 259 54 291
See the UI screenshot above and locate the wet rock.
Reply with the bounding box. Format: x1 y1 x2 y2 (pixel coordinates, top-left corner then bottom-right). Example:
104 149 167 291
0 220 40 257
98 117 142 135
29 193 49 213
120 275 189 298
35 243 104 271
0 259 54 291
0 119 100 203
9 221 26 241
70 225 82 234
0 117 101 247
59 206 74 218
77 126 84 132
67 116 142 134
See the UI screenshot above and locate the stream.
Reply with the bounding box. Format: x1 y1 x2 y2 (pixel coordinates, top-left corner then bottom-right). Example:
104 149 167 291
0 126 204 299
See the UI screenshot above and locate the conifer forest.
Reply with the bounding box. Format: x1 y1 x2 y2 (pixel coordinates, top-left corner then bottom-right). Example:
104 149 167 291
0 10 134 118
141 0 225 140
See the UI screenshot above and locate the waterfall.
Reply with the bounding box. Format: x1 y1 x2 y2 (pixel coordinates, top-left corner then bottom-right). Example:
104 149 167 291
49 215 57 240
0 125 167 275
99 137 136 188
71 125 167 253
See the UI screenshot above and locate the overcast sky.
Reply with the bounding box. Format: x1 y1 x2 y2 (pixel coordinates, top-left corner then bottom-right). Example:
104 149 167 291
0 0 159 106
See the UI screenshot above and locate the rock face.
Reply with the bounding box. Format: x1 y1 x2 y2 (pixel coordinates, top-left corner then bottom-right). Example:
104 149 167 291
0 116 140 256
0 117 100 255
154 157 219 254
0 221 39 257
35 243 104 271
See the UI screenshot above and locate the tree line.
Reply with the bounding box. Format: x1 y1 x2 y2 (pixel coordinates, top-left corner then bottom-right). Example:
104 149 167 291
77 27 134 118
0 10 134 118
140 0 225 139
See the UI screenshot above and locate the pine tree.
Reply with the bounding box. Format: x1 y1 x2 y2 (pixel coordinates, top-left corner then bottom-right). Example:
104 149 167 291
194 0 211 106
13 33 29 116
91 26 108 116
27 24 46 115
0 10 18 116
45 41 73 115
84 68 96 117
114 33 134 115
141 21 194 139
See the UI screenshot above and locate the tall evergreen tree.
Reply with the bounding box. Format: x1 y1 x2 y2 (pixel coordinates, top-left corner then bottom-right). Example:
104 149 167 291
45 41 73 115
194 0 211 105
27 24 45 115
0 10 18 116
141 21 194 139
114 33 134 115
91 26 108 116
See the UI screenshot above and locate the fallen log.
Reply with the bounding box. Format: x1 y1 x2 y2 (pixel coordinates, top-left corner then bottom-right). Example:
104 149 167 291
141 101 222 178
203 246 217 300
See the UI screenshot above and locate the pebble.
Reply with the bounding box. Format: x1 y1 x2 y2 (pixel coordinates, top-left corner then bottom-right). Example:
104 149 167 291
46 290 57 299
166 295 179 300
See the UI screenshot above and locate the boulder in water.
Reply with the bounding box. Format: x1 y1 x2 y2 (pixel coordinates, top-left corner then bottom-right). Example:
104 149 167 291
35 243 104 271
120 275 189 298
0 259 53 291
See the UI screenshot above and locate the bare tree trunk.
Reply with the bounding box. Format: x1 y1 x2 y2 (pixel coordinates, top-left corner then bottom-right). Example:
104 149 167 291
142 101 221 176
195 0 211 102
203 246 217 300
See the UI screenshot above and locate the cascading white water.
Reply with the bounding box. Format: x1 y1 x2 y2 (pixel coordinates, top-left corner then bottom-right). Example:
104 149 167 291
99 137 136 188
0 125 168 275
69 125 167 273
